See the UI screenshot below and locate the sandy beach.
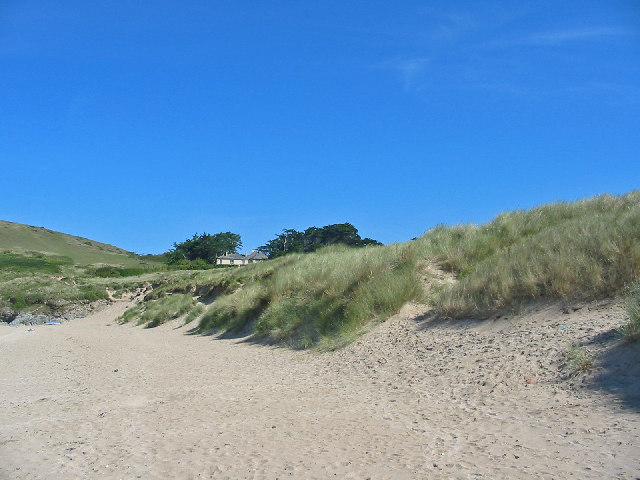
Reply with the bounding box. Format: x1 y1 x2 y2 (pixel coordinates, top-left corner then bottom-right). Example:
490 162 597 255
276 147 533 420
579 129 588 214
1 297 639 479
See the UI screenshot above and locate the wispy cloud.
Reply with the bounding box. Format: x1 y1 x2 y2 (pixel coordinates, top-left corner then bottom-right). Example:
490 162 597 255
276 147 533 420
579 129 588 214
483 26 632 49
396 57 431 92
526 26 631 44
371 56 432 93
567 81 640 103
371 4 637 101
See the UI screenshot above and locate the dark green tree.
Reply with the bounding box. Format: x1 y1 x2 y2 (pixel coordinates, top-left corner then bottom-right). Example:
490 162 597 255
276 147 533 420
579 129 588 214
258 223 381 258
257 229 304 259
167 232 242 264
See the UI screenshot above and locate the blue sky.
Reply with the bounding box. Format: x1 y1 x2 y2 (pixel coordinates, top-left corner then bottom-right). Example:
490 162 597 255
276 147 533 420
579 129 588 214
1 1 639 254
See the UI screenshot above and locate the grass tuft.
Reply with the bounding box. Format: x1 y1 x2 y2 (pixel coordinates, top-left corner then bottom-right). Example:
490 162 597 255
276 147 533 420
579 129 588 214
567 345 594 375
619 282 640 342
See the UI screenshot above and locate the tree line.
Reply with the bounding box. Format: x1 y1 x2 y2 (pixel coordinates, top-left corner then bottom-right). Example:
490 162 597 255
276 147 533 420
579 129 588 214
257 223 381 259
166 232 241 266
166 223 381 265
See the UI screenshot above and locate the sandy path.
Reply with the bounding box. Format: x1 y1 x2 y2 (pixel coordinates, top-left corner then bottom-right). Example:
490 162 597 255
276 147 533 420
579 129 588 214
1 298 639 479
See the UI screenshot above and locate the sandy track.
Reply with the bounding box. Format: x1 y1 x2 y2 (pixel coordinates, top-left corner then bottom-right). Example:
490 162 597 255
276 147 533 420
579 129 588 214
1 298 639 479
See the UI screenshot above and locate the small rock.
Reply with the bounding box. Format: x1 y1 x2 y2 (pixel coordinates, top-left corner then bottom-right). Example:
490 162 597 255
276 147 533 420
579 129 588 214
0 306 17 323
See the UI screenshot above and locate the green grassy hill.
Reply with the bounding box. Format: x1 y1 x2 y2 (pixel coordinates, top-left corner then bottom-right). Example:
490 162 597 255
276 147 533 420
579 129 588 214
0 220 166 315
0 220 148 266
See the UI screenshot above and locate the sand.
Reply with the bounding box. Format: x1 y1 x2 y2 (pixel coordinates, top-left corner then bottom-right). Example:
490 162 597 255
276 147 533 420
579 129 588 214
1 297 639 479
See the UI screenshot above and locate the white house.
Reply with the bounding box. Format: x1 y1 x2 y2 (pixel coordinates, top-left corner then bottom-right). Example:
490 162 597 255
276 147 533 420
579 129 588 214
216 250 268 266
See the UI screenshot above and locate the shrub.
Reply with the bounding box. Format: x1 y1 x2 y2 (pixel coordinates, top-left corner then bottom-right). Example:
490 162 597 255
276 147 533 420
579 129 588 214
78 284 109 302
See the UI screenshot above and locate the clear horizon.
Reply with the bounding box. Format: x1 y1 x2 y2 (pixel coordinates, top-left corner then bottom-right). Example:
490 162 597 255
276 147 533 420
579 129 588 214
2 1 639 254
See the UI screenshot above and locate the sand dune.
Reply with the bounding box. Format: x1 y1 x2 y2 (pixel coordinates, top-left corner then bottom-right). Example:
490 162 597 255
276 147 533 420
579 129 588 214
1 297 639 479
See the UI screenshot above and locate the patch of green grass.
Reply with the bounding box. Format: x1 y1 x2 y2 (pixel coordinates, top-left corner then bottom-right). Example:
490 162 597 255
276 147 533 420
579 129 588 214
567 345 594 375
0 260 168 313
85 265 164 277
184 303 205 324
78 284 109 302
200 282 269 333
0 220 164 267
619 281 640 342
0 251 72 274
118 303 144 324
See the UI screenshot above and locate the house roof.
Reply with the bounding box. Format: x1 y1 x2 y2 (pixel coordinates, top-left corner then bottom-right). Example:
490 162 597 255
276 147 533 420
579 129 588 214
218 253 246 260
218 251 268 260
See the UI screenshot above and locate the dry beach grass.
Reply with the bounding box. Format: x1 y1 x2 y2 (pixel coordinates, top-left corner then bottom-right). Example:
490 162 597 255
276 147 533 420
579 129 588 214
1 294 639 479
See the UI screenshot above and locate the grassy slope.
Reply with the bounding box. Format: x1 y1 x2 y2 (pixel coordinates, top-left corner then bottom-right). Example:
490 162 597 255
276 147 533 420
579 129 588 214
0 221 165 314
0 220 149 266
119 191 640 349
418 191 640 316
4 191 639 348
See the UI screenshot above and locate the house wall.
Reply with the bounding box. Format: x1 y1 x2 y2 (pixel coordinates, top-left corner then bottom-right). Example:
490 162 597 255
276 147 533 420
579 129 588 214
217 257 264 265
217 258 246 265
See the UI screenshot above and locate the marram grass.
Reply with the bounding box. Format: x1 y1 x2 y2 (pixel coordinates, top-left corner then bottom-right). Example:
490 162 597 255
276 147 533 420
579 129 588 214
418 191 640 318
124 191 640 347
117 293 201 328
3 191 639 349
198 243 424 348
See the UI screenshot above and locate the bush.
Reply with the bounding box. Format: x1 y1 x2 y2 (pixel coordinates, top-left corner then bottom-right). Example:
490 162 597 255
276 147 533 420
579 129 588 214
79 285 109 302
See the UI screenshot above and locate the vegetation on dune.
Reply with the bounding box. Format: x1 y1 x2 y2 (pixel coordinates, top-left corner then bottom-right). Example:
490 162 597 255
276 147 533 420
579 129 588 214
0 252 168 314
198 243 421 348
567 345 594 375
3 191 639 349
0 251 72 274
118 293 202 328
0 274 109 312
191 191 639 346
115 242 423 348
85 265 165 278
416 191 640 317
